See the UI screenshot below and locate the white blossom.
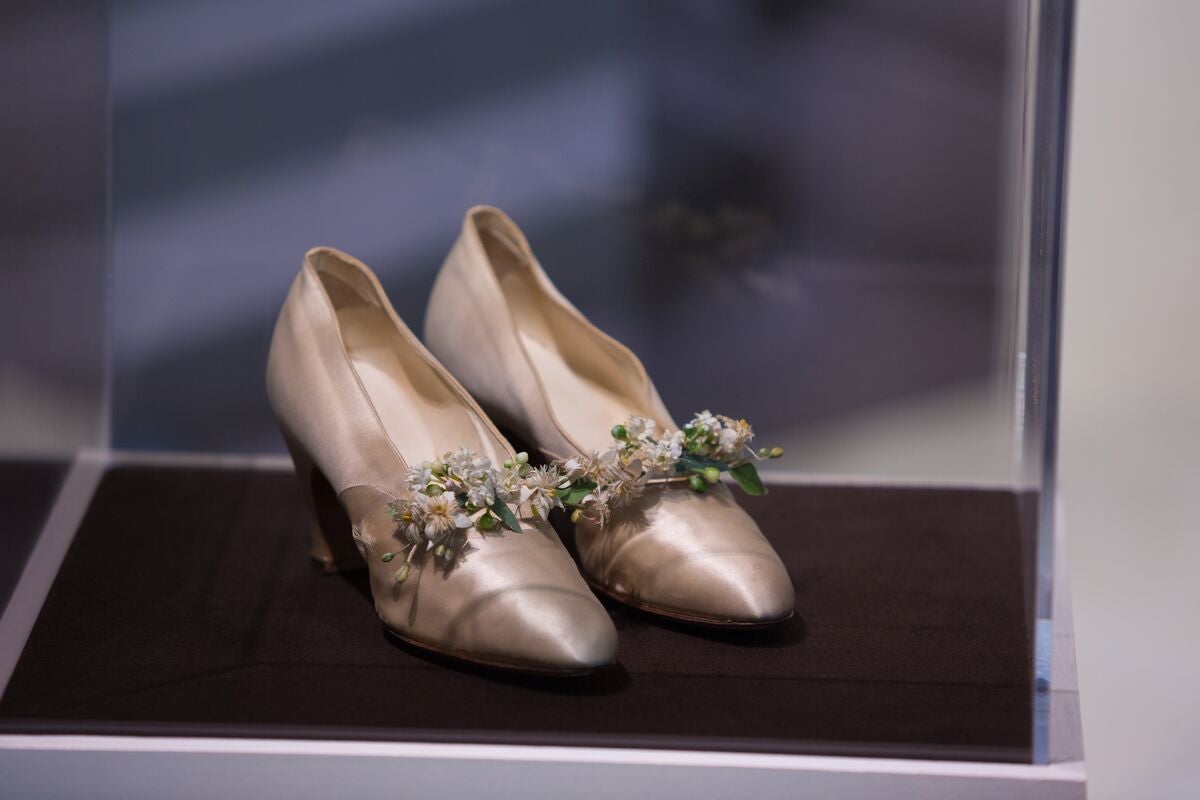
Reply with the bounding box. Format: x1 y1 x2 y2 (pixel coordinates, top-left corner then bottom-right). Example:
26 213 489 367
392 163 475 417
493 464 523 504
466 475 496 509
444 447 478 477
688 410 719 434
648 430 684 469
522 465 566 517
420 493 465 538
625 416 656 440
407 462 434 493
392 498 425 545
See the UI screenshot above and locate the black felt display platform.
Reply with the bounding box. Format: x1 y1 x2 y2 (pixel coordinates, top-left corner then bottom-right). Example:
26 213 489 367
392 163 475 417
0 465 1035 761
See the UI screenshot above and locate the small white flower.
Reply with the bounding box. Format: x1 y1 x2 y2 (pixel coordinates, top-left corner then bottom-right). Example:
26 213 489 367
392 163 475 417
649 431 684 470
610 470 648 508
445 447 476 476
579 493 611 526
407 462 434 492
581 449 617 482
492 464 524 504
717 417 754 456
466 475 496 509
523 465 566 517
717 426 740 455
420 493 461 538
391 498 425 545
625 416 656 440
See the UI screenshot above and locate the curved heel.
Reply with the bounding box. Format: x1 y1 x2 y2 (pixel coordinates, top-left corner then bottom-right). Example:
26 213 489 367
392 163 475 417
279 427 364 573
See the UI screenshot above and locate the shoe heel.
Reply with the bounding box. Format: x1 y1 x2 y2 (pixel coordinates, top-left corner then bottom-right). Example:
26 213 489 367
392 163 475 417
280 427 363 573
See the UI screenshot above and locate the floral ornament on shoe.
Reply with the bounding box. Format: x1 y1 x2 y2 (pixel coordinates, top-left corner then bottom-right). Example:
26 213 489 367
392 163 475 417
379 448 549 582
554 411 784 526
378 413 782 583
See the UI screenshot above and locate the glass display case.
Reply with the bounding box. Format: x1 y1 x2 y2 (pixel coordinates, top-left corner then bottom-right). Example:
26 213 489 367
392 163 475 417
0 1 1080 796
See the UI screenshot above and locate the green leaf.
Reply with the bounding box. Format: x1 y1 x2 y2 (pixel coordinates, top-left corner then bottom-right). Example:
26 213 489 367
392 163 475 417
677 455 725 475
730 462 767 495
489 499 523 533
561 479 597 508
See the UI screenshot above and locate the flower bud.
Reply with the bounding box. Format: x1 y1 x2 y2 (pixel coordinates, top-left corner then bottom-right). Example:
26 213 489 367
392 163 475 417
503 459 514 469
515 451 529 465
443 548 455 561
394 564 410 583
432 460 446 476
381 552 395 563
770 447 784 458
611 424 628 441
688 474 708 493
702 466 720 484
757 447 772 459
434 544 445 558
478 513 497 531
570 508 583 524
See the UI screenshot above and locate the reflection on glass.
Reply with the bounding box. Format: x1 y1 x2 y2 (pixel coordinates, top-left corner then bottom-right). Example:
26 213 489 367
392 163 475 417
0 0 1071 767
109 0 1025 487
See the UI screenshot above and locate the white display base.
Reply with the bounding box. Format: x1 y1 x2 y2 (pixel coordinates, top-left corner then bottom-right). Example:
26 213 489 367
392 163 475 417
0 451 1086 800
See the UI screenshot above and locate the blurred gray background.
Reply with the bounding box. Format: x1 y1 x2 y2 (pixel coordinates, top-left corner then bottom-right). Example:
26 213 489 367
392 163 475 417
103 0 1024 482
0 1 107 454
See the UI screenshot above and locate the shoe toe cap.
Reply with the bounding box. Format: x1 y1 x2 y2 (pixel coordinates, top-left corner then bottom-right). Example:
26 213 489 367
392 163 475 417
578 484 795 626
645 550 794 624
461 584 618 673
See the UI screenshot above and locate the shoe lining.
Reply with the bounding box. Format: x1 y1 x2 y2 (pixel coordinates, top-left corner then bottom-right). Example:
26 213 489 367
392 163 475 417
480 228 649 452
321 269 501 465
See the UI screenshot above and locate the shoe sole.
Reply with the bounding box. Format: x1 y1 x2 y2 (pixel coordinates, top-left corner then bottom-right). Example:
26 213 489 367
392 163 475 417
583 576 794 629
382 625 611 677
314 556 612 677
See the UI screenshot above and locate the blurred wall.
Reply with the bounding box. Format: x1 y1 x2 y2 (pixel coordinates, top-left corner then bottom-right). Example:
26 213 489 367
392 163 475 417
109 0 1019 482
0 1 107 456
0 0 108 625
1060 1 1200 797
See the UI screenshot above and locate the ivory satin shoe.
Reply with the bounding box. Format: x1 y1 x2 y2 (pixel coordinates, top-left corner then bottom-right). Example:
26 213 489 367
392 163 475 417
267 247 618 674
424 206 795 627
